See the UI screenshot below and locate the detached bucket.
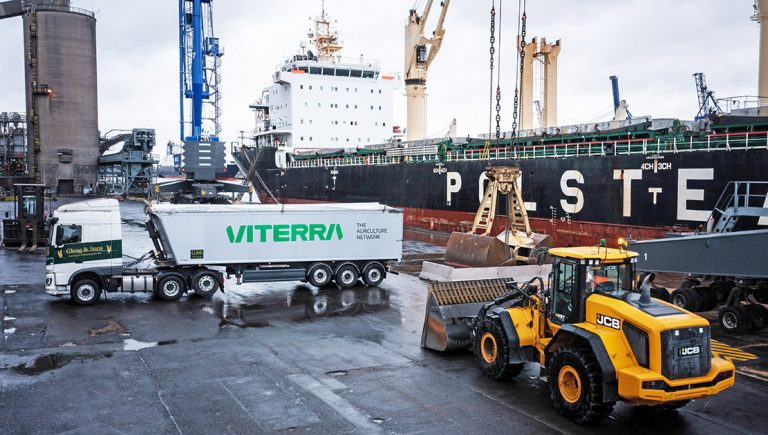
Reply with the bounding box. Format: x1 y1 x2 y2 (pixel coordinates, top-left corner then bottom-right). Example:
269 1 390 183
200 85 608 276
420 279 511 351
444 232 513 268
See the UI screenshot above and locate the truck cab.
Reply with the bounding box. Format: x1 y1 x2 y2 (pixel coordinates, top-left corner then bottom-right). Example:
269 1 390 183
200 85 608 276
45 199 123 301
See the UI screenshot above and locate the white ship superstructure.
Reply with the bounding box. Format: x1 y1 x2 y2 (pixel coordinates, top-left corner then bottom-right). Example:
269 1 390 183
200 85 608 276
251 7 396 151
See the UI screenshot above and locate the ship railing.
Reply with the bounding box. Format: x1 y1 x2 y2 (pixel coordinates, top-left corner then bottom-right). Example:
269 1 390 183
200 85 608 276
454 131 768 161
283 131 768 167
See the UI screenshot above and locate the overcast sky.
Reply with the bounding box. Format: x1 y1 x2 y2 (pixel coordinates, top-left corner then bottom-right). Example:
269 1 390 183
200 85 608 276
0 0 761 150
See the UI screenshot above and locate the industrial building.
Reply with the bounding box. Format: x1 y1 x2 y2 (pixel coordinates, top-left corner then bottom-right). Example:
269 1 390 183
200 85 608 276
0 0 99 195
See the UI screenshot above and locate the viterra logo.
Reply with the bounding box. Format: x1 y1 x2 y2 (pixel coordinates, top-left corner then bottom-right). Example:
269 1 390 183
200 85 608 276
226 224 343 243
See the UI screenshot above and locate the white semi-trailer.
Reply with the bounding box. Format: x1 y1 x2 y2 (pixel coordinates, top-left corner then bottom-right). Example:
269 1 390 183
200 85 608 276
45 199 403 305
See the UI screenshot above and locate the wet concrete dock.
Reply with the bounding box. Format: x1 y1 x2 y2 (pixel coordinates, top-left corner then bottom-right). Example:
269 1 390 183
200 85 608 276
1 200 767 434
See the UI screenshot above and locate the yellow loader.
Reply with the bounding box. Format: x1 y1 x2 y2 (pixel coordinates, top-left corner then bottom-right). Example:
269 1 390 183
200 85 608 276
421 244 735 423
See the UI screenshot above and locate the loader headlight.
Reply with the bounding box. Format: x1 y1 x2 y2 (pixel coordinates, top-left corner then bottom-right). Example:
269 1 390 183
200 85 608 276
623 321 649 368
642 380 666 390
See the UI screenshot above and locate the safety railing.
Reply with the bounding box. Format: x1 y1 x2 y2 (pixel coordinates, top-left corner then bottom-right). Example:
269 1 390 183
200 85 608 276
284 131 768 168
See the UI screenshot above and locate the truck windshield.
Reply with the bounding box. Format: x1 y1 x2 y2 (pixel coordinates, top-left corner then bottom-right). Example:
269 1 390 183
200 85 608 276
586 263 633 299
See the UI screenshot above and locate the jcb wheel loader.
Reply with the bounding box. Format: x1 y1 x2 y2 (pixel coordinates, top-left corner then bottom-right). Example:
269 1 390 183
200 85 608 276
421 245 736 424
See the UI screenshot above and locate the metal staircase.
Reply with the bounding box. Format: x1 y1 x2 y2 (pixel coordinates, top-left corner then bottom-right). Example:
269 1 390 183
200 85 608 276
706 181 768 233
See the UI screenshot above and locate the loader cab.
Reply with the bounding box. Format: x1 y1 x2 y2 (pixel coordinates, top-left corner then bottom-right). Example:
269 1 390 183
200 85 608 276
548 247 638 326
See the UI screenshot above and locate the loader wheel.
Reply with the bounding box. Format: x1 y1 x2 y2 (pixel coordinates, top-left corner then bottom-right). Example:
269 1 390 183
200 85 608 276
192 271 220 298
718 305 753 334
694 287 718 312
71 279 101 306
335 265 359 289
549 345 614 424
156 276 185 301
474 319 524 381
745 304 768 332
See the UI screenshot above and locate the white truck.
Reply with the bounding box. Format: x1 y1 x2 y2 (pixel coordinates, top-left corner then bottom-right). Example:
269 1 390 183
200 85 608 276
45 199 403 305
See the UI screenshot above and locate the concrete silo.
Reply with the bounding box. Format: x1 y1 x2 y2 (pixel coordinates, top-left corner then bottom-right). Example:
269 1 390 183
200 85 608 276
23 0 98 194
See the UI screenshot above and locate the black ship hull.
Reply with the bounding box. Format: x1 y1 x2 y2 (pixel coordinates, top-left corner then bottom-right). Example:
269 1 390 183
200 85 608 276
235 144 768 247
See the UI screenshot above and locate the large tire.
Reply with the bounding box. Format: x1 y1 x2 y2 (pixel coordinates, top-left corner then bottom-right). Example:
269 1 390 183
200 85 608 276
718 305 753 334
694 287 718 312
549 345 615 424
754 282 768 304
362 263 386 287
745 304 768 332
650 286 670 302
192 270 220 298
335 264 359 289
307 263 333 287
156 276 185 301
474 318 524 381
70 278 101 306
671 288 701 311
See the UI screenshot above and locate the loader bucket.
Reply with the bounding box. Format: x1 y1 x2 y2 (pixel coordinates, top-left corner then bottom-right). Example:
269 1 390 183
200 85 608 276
495 230 553 264
444 232 513 268
421 278 511 351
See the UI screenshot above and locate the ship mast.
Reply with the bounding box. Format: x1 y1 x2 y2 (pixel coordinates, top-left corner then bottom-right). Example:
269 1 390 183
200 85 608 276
404 0 450 141
754 0 768 114
311 1 342 62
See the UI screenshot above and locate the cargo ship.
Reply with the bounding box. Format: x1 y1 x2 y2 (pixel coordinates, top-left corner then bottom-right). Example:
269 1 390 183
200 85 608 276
233 6 768 247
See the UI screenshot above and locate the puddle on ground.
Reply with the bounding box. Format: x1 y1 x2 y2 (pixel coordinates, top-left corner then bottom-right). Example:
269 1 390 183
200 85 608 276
210 286 391 328
9 352 113 376
123 338 178 351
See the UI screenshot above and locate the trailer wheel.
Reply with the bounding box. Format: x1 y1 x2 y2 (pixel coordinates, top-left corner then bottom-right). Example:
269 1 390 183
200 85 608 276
474 318 524 381
192 271 220 298
362 263 385 287
745 304 768 332
671 288 701 311
335 265 359 289
71 279 101 306
307 263 333 287
754 282 768 304
156 276 185 301
549 344 614 424
718 305 753 334
694 287 718 312
650 286 670 302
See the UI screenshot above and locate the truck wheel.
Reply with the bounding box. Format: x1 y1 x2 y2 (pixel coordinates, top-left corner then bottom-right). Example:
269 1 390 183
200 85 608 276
474 318 524 381
549 345 614 424
192 271 220 298
745 304 768 332
362 263 385 286
335 265 359 289
718 305 753 334
156 276 185 301
71 279 101 306
307 263 333 287
754 282 768 304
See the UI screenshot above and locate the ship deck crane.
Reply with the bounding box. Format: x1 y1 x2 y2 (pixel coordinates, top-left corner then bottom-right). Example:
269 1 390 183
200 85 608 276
693 72 723 120
609 75 632 121
404 0 450 141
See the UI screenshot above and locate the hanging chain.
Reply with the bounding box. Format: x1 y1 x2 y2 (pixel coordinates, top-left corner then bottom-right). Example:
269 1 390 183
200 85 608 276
511 6 526 140
488 4 496 139
495 1 502 139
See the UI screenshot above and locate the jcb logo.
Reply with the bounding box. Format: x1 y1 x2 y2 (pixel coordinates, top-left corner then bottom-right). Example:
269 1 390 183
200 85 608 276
679 346 701 356
596 313 621 330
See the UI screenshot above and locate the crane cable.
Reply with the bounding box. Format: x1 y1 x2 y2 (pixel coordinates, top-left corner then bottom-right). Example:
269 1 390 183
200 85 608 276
511 0 527 142
495 0 503 140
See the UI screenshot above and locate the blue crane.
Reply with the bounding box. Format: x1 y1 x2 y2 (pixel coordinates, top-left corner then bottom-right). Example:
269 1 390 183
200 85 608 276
693 72 722 121
179 0 222 142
